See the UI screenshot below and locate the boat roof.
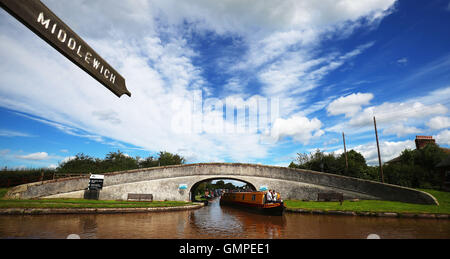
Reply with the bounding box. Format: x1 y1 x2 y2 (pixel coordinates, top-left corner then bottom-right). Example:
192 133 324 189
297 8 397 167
224 191 266 194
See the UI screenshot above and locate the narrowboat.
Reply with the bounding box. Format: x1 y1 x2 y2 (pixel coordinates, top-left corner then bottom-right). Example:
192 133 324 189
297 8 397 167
220 191 285 216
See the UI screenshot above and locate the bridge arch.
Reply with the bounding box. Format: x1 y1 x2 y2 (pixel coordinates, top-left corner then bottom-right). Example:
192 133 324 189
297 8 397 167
5 163 438 205
189 177 257 201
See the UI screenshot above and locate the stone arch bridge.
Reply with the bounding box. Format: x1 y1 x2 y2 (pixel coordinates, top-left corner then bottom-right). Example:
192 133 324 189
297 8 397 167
6 163 437 205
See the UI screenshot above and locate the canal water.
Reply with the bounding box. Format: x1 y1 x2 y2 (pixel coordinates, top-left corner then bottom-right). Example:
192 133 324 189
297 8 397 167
0 199 449 239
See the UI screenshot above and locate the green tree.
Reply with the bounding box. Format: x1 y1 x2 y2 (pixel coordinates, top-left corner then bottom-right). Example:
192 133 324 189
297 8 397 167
214 180 225 189
139 156 159 168
383 143 446 189
339 150 368 178
290 149 343 174
157 151 185 166
100 150 139 172
57 153 99 174
289 149 378 181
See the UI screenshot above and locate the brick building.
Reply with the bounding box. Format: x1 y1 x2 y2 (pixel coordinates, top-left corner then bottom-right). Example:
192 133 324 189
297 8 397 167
415 135 436 150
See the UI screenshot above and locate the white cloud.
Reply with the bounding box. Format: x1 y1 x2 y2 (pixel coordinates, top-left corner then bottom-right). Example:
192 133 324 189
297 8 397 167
427 116 450 130
92 110 122 125
334 140 415 165
47 164 58 169
222 77 247 95
150 0 396 37
0 129 34 137
436 130 450 146
259 43 374 96
410 86 450 106
397 57 408 65
271 115 324 144
42 0 156 39
0 0 398 164
258 52 324 97
349 102 447 127
61 156 76 164
257 43 375 119
16 152 49 161
326 86 450 136
11 112 124 148
327 92 374 117
382 124 422 137
298 95 339 116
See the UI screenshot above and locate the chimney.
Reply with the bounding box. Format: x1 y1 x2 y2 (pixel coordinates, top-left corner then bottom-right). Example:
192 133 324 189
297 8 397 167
415 136 435 150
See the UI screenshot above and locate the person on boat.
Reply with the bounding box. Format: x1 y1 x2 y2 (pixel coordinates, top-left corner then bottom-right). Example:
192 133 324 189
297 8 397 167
266 190 273 203
273 190 279 202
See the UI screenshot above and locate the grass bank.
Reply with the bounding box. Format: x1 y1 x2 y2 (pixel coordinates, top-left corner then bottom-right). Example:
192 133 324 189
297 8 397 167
285 189 450 215
0 188 193 209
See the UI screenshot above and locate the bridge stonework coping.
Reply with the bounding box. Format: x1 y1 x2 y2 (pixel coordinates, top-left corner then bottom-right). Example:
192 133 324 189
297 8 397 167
4 163 438 205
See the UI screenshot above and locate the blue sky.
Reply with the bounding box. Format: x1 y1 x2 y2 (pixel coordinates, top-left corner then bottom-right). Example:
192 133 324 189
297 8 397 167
0 0 449 169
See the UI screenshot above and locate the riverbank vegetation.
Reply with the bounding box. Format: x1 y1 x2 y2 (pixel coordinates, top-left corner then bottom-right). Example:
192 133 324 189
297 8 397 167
285 189 450 215
0 189 193 209
0 150 185 187
1 187 449 215
289 143 448 190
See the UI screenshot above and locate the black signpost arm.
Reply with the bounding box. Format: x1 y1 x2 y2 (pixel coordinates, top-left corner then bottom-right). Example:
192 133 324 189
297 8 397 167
0 0 131 98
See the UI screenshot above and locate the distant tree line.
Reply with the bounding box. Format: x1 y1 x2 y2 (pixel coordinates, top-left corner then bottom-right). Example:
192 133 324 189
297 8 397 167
194 180 250 197
288 143 448 190
0 150 185 187
57 150 185 174
0 168 55 188
289 149 379 181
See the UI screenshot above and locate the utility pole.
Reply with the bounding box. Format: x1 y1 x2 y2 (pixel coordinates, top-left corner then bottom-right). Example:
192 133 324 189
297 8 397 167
373 116 384 183
342 132 348 170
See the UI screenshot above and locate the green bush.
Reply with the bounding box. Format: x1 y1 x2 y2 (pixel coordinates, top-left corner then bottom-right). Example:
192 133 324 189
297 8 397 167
383 143 446 189
56 150 186 174
0 168 55 187
289 149 379 181
289 143 447 190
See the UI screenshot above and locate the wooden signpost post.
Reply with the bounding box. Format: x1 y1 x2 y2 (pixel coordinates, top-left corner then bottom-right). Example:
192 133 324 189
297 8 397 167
342 132 348 170
373 116 384 183
0 0 131 98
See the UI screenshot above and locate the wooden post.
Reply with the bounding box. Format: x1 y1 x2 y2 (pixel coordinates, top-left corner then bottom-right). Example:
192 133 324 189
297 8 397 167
373 116 384 183
342 132 348 170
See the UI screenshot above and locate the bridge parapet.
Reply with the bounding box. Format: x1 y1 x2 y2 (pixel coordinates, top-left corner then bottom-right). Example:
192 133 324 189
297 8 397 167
5 163 438 205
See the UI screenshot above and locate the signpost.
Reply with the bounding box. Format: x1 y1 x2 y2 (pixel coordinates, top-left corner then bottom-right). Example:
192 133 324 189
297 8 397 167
0 0 131 98
84 174 104 200
88 174 104 190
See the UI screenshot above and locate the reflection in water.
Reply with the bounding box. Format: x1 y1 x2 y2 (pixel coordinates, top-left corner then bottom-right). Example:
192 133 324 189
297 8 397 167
0 199 449 239
188 199 286 238
80 216 98 238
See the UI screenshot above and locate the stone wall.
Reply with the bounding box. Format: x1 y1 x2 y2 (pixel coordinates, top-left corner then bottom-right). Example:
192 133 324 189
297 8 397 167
5 163 438 205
